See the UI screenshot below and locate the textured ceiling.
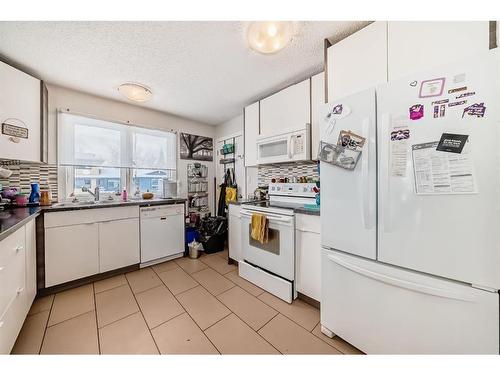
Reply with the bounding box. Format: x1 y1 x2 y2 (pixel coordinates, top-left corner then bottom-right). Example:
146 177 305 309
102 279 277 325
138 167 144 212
0 21 369 125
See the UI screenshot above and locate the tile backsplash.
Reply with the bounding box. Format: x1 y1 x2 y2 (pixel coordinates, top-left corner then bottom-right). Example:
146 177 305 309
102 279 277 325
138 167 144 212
0 161 58 200
257 161 319 186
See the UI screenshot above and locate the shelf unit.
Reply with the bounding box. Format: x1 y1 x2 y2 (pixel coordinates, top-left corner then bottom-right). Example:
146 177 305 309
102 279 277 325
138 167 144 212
187 163 210 218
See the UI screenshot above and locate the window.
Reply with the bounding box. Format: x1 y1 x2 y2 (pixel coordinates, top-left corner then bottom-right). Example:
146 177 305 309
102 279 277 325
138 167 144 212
58 112 176 199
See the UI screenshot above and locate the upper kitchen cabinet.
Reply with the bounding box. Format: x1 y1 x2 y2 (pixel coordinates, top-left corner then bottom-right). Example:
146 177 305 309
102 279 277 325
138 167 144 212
311 72 325 161
244 102 259 167
327 22 387 100
387 21 491 81
259 78 311 137
0 61 41 162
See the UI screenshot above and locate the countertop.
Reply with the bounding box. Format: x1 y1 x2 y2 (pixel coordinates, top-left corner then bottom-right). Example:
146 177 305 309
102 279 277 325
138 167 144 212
43 198 187 212
0 198 187 242
0 206 42 242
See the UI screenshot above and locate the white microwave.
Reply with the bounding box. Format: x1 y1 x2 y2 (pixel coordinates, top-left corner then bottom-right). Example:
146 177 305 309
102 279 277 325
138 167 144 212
256 124 311 164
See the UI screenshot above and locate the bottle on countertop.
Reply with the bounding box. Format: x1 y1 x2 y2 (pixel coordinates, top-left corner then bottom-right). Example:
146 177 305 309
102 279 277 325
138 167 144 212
122 187 128 201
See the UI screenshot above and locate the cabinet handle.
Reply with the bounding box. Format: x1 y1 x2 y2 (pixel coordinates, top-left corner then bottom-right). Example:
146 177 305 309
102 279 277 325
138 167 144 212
0 321 4 328
15 245 24 253
0 266 4 272
17 287 25 295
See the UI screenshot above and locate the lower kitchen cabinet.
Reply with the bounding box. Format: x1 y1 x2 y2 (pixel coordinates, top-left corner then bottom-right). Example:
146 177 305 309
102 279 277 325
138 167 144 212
295 213 321 302
44 206 141 288
228 204 242 262
45 223 99 287
0 218 37 354
99 218 140 273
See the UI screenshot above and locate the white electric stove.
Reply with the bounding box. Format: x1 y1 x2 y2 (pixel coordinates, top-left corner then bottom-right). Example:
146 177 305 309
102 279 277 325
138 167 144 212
239 183 317 303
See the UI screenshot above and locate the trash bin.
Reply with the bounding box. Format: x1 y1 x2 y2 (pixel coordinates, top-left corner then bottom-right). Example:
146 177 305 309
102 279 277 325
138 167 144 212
188 240 203 259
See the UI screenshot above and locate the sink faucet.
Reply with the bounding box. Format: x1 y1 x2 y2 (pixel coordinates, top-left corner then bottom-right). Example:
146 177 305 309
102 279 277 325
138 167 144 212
82 186 100 201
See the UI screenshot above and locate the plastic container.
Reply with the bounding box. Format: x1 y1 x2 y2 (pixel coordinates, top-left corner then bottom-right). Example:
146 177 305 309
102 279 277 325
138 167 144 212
188 240 203 259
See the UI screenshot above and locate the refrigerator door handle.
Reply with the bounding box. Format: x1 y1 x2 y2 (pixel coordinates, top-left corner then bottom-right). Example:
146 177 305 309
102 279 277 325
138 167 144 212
326 254 475 302
381 113 392 233
361 117 373 230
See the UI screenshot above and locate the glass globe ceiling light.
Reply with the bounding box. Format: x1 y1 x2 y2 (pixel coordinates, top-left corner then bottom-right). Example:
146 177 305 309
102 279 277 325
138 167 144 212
118 82 153 102
247 21 294 54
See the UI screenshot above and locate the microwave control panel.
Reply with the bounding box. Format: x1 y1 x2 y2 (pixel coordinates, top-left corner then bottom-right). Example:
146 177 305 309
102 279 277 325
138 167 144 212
292 135 304 155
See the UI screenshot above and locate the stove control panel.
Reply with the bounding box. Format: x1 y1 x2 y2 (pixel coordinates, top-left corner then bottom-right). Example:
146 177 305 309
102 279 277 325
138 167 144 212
268 183 317 197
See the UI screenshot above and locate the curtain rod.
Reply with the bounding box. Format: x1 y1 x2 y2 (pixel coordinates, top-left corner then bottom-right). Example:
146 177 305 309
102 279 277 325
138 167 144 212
57 108 178 135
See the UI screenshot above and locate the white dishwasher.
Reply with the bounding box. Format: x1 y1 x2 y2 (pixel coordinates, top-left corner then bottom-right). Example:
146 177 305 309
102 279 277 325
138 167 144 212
140 204 185 267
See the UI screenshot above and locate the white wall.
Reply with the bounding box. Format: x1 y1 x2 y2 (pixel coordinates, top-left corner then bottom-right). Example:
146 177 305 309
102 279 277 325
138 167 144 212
215 113 243 139
47 84 217 213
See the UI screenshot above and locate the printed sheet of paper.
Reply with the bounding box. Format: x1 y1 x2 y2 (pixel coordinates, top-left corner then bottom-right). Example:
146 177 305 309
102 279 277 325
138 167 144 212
412 141 477 195
390 116 409 177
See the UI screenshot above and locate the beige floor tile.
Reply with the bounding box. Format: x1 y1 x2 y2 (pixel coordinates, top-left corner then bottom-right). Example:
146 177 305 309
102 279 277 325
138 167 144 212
95 284 139 328
157 267 199 295
41 311 99 354
48 284 95 326
152 260 180 274
94 274 128 294
201 254 237 274
151 313 218 354
126 267 162 294
217 286 277 331
224 270 264 297
217 249 229 260
99 312 158 354
205 314 278 354
11 310 50 354
191 268 235 296
258 292 320 331
259 314 340 354
175 257 208 274
176 286 230 330
312 323 364 354
28 294 54 316
135 285 184 329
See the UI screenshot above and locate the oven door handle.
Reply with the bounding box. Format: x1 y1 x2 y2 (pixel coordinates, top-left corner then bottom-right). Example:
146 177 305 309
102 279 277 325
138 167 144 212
241 212 293 224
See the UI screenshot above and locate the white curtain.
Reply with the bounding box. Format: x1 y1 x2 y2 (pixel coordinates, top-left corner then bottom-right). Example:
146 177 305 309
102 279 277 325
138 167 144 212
58 112 176 170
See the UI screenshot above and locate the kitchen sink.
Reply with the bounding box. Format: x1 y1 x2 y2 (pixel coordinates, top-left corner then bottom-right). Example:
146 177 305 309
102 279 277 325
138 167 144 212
51 200 118 208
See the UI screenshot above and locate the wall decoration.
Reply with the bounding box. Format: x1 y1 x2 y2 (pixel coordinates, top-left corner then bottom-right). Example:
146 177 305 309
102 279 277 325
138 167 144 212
180 133 213 161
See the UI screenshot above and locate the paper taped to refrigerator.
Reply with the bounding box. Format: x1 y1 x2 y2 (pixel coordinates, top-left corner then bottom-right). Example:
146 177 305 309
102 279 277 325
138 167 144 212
412 141 477 195
390 116 409 177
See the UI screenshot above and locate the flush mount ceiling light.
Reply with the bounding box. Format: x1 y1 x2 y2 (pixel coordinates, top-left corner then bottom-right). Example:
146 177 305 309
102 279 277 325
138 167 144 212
117 83 153 102
247 21 294 54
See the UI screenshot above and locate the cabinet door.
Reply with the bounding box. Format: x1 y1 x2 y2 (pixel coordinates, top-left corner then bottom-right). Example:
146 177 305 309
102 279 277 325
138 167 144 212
99 218 140 273
244 102 259 167
45 224 99 287
327 21 387 100
311 72 325 161
228 205 242 262
24 219 37 308
295 215 321 302
388 21 490 81
0 61 41 162
260 79 311 137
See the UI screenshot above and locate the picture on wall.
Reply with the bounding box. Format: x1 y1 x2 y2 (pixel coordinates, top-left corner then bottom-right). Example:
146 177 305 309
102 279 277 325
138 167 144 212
180 132 213 161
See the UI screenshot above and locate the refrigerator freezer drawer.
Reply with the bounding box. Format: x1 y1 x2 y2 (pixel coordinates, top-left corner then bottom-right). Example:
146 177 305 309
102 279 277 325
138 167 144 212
321 249 499 354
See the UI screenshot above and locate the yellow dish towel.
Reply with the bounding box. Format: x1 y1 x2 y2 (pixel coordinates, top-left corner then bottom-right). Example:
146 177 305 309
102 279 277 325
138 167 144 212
251 213 269 244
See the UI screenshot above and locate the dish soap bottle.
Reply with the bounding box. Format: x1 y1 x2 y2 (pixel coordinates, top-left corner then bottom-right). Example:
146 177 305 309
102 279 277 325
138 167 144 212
122 187 128 202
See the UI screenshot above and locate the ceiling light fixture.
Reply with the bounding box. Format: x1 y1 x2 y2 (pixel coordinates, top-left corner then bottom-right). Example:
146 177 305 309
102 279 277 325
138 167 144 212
247 21 293 55
117 82 152 102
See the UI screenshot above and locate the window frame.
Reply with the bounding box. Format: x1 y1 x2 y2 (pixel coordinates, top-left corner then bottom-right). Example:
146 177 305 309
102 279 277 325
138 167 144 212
57 111 177 200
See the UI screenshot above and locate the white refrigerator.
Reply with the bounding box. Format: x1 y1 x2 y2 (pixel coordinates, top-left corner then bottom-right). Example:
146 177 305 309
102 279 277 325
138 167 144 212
320 50 500 354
